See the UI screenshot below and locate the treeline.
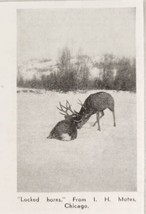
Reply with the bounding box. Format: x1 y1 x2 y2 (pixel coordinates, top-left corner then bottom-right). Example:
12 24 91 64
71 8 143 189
17 48 136 92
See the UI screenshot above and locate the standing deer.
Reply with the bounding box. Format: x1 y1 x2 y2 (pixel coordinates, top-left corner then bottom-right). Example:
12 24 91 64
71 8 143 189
76 91 116 131
47 101 81 141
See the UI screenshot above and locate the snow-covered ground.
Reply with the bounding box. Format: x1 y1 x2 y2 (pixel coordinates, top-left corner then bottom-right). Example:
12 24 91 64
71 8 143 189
17 89 136 192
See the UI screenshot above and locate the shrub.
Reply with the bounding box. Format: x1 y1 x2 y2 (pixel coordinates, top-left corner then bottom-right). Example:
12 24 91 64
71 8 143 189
17 49 136 92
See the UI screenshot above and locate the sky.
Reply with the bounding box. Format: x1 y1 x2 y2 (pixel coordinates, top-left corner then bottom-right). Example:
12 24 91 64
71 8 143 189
17 8 136 65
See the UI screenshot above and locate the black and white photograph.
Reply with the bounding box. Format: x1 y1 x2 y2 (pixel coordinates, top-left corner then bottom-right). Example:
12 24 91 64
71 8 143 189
0 0 145 213
17 7 137 192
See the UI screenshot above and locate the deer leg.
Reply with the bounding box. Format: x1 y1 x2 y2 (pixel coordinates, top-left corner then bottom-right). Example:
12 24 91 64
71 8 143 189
113 110 116 127
97 112 101 131
92 121 97 127
99 110 104 119
92 111 104 127
92 112 101 131
109 107 116 127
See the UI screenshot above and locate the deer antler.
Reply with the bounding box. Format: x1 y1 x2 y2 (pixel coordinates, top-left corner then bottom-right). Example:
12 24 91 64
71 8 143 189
78 99 86 110
66 100 75 114
57 100 77 116
57 102 68 116
78 99 83 106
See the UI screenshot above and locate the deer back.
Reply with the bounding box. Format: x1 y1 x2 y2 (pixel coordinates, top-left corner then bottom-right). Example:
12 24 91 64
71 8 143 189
79 92 114 115
76 92 115 129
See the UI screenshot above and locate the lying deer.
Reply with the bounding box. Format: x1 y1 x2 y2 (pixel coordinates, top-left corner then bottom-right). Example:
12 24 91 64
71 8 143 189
76 91 116 131
47 101 81 141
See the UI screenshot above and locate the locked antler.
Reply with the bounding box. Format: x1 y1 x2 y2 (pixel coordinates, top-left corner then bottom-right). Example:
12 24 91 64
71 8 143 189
57 100 77 116
78 99 83 106
78 99 86 110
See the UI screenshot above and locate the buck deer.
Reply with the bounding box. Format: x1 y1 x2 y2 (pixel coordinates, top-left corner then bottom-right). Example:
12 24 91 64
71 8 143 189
76 91 116 131
47 101 81 141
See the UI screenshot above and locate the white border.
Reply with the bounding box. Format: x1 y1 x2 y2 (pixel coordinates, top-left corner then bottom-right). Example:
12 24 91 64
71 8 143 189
0 1 144 214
